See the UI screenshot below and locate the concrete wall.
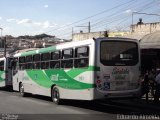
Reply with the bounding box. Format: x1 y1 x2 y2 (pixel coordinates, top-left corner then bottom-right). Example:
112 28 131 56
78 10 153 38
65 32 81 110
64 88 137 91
131 22 160 35
72 22 160 41
72 31 130 41
72 31 105 41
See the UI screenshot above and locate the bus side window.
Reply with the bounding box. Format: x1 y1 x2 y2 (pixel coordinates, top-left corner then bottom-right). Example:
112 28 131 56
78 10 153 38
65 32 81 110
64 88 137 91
33 54 41 69
61 49 73 69
41 53 50 69
50 51 60 69
25 55 33 70
74 46 89 68
19 57 25 70
0 61 4 71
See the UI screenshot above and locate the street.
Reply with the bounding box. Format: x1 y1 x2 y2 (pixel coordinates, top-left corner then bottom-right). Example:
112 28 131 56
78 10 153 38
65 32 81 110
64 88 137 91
0 89 160 120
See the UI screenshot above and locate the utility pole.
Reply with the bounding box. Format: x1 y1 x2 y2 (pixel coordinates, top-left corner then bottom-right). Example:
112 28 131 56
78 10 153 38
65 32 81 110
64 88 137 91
132 12 134 33
72 27 74 40
88 22 91 33
0 28 2 48
4 37 6 58
75 22 91 33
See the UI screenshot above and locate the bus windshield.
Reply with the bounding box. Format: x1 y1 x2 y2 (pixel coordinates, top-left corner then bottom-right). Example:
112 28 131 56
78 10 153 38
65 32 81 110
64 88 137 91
100 41 138 66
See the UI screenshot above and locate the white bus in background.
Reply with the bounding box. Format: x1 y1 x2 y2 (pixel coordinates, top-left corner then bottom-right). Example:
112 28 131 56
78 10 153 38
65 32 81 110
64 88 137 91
0 57 12 88
11 37 141 104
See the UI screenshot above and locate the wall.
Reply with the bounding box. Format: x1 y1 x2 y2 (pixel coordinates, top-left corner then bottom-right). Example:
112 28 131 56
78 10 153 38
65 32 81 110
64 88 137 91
72 31 130 41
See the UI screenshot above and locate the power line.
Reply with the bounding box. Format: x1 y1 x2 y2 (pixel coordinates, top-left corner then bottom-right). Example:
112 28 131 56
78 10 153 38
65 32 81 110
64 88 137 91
43 0 134 34
54 0 158 39
91 0 156 31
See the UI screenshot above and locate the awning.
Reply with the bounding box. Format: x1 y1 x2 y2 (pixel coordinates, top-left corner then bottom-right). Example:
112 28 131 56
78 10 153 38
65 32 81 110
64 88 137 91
140 31 160 49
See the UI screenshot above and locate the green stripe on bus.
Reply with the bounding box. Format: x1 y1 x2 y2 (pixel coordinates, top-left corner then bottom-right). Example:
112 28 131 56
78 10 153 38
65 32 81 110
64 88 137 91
38 46 56 53
21 46 57 56
26 68 96 89
21 50 37 56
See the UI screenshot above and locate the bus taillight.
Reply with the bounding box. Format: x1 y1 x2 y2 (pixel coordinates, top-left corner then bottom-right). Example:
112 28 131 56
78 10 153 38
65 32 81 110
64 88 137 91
96 80 102 84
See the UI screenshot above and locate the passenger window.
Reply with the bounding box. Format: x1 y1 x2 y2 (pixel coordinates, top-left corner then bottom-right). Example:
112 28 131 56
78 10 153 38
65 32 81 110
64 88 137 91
51 51 60 60
41 62 46 69
33 54 40 61
19 57 25 63
62 49 73 59
25 63 33 69
19 57 25 70
61 60 73 68
33 54 41 70
41 53 50 61
34 62 41 69
25 55 33 70
50 51 60 69
50 61 60 69
41 61 50 69
75 47 89 58
61 49 73 69
0 61 4 71
74 46 89 68
26 55 32 62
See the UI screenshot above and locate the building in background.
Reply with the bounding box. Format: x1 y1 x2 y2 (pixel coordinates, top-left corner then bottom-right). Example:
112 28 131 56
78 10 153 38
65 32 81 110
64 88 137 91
72 20 160 41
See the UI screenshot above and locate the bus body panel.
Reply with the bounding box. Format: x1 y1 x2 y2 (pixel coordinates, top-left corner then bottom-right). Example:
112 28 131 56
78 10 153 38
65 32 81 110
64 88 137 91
13 69 95 100
94 38 141 99
13 40 95 100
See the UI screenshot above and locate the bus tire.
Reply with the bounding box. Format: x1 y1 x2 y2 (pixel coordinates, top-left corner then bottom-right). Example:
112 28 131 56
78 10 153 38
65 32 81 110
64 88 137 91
51 87 62 105
19 83 26 97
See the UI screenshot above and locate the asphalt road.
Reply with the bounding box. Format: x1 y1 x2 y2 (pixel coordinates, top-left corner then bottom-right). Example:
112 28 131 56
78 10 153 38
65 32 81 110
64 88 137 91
0 89 160 120
0 90 114 120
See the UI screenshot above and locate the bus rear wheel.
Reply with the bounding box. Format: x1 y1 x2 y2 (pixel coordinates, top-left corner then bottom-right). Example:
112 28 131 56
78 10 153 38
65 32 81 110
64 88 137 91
51 87 62 105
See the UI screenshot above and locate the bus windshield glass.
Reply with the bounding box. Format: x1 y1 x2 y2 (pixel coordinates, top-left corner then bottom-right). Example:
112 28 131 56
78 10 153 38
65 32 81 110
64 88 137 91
100 41 138 66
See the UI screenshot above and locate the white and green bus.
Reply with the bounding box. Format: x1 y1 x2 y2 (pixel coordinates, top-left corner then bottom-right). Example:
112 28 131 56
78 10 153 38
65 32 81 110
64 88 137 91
12 37 141 104
0 57 13 88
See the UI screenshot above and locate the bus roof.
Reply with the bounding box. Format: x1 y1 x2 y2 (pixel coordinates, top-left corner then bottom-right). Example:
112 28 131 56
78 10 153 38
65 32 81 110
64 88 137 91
14 38 94 57
14 37 138 57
